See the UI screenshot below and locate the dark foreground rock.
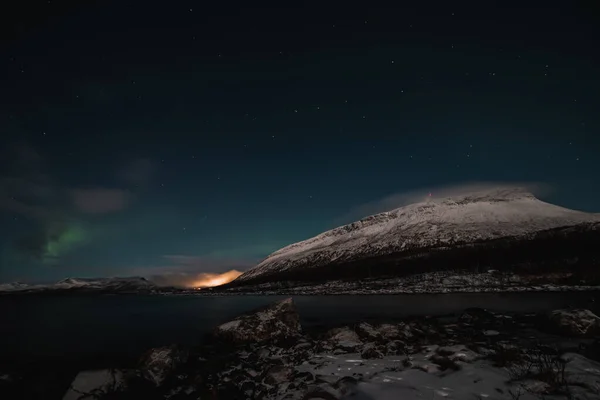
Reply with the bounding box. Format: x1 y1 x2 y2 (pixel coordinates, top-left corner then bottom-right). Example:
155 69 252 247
548 308 600 337
213 297 301 343
3 300 600 399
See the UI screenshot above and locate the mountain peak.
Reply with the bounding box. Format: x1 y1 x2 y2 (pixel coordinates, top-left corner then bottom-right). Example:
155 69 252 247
433 187 536 204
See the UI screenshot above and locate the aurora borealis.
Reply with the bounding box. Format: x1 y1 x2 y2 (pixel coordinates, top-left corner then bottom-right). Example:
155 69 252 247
1 2 599 285
42 224 88 265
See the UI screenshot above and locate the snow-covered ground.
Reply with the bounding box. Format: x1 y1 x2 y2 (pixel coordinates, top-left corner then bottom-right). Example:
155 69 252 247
296 349 600 400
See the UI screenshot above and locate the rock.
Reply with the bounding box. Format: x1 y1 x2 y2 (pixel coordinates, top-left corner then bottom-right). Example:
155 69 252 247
296 371 316 383
437 345 479 363
214 298 302 343
335 376 359 395
139 344 188 387
377 323 400 339
327 327 363 351
398 322 414 339
429 354 461 371
518 379 551 394
413 363 441 373
62 369 134 400
264 365 294 385
361 342 384 359
548 309 600 337
304 383 341 399
384 339 406 356
356 322 380 340
256 347 271 359
484 330 500 336
294 342 313 351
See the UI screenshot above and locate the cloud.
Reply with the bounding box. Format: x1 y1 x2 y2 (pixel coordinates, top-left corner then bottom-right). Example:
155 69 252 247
117 158 155 187
336 181 554 225
0 143 59 219
132 255 257 287
71 188 131 214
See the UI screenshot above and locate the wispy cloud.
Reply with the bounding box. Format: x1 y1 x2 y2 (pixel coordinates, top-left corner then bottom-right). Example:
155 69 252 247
71 188 132 214
336 181 553 225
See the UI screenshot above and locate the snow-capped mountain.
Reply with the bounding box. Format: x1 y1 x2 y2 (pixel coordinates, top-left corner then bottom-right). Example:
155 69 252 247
53 276 156 290
0 276 159 294
234 188 600 285
0 282 30 292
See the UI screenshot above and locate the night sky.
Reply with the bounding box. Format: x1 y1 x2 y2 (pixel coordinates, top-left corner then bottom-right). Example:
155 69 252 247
1 1 598 285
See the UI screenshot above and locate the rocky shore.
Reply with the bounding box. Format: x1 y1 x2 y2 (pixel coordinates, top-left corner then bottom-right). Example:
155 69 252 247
2 299 600 399
207 270 600 296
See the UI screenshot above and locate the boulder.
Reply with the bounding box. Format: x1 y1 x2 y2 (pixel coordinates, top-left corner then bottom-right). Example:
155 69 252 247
360 342 384 359
384 339 406 356
548 309 600 337
214 298 301 343
326 326 363 351
355 322 380 341
62 369 134 400
377 323 400 339
139 344 188 386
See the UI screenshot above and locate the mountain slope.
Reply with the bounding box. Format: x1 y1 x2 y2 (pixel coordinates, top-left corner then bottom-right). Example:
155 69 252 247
234 188 600 285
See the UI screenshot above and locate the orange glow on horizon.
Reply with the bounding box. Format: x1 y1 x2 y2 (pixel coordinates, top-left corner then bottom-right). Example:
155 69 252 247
189 270 242 288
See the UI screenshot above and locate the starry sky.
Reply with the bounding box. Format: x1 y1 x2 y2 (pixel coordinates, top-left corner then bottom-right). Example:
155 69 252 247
0 1 598 285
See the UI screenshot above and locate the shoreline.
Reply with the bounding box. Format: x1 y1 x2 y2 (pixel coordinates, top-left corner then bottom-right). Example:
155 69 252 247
5 298 598 399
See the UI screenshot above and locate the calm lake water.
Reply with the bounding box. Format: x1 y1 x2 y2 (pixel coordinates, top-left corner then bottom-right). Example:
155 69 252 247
1 292 598 367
